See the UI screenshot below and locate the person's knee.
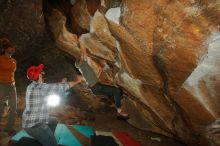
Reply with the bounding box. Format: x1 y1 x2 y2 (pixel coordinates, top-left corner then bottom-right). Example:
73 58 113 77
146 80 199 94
50 117 58 124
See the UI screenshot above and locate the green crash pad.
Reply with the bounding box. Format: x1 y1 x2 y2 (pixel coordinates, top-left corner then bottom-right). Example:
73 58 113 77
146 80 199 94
11 124 94 146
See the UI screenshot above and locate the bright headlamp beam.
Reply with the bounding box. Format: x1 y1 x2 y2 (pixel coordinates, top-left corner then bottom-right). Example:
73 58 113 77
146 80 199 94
47 94 60 107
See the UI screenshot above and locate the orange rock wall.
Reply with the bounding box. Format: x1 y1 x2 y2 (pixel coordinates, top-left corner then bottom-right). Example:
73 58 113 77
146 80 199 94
43 0 220 145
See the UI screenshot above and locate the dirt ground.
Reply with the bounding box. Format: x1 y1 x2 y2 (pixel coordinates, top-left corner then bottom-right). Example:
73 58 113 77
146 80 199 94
0 93 186 146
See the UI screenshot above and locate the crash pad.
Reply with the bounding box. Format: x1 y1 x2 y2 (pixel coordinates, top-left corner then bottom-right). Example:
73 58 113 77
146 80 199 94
11 137 41 146
55 123 82 146
112 131 141 146
91 135 119 146
11 130 33 140
72 125 94 138
10 137 66 146
11 124 94 146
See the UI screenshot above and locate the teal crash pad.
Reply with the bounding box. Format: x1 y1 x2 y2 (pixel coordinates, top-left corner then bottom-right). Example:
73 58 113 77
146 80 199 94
11 130 33 140
72 125 94 138
11 124 94 146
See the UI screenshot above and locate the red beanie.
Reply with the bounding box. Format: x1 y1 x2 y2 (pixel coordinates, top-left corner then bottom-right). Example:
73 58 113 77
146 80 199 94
26 64 44 81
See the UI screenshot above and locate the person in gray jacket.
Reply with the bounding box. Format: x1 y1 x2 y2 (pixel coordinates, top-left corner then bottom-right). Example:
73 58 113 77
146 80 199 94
75 42 129 119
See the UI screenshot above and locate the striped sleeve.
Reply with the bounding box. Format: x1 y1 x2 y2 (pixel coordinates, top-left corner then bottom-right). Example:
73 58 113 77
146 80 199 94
41 83 70 97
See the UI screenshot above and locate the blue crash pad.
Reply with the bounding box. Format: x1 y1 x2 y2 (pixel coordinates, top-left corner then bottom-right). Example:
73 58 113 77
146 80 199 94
11 130 33 140
11 124 94 146
72 125 94 138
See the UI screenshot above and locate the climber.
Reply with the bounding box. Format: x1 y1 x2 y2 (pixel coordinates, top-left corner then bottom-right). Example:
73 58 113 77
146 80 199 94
75 41 129 120
22 64 82 146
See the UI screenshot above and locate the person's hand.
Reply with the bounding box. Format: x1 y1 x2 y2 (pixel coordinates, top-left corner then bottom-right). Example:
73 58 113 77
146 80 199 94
79 42 87 59
79 42 87 63
61 77 67 83
68 75 82 88
75 75 83 83
79 42 87 53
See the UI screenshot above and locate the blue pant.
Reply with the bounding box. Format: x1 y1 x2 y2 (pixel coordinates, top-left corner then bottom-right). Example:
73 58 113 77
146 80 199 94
91 83 122 108
25 117 58 146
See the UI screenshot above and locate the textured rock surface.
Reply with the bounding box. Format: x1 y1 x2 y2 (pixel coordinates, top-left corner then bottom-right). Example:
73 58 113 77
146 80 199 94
41 0 220 145
42 1 220 145
1 0 220 145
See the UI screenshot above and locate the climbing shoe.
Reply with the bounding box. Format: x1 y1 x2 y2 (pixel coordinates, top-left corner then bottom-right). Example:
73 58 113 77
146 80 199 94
117 111 129 120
